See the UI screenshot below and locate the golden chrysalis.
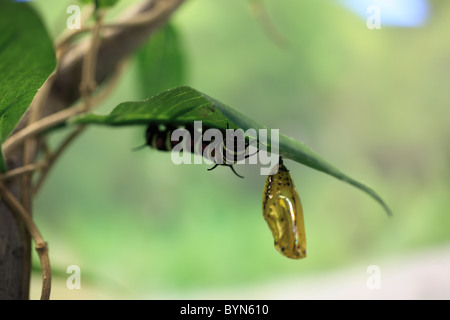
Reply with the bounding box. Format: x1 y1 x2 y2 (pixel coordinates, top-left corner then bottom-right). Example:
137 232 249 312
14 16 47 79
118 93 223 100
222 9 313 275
262 157 306 259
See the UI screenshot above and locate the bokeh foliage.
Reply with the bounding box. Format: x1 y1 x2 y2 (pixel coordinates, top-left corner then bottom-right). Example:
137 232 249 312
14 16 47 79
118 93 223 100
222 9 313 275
29 0 450 298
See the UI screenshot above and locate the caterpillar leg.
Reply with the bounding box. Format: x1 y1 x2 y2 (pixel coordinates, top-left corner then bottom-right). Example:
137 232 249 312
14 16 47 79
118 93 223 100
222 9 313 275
207 163 219 171
228 165 244 179
207 163 244 179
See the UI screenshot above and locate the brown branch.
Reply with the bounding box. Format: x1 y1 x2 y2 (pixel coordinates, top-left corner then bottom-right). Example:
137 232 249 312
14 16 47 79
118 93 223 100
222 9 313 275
1 53 128 190
32 50 129 195
0 0 186 300
3 0 186 164
55 26 91 59
20 70 56 298
3 46 129 156
102 0 180 28
33 126 85 196
55 1 182 54
2 105 85 155
91 57 129 105
0 183 51 300
22 71 56 206
55 5 94 59
41 0 185 121
0 162 46 182
80 10 104 111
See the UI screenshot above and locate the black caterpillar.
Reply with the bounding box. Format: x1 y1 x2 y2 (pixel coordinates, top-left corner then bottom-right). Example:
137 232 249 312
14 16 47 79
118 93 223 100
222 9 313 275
143 122 258 178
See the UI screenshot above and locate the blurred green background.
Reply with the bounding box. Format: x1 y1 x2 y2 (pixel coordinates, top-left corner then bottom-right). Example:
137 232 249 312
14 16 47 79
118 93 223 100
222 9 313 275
29 0 450 299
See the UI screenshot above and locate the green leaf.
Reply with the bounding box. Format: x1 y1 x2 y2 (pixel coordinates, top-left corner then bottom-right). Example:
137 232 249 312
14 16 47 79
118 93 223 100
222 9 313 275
73 86 392 216
0 1 56 172
135 23 185 98
79 0 120 8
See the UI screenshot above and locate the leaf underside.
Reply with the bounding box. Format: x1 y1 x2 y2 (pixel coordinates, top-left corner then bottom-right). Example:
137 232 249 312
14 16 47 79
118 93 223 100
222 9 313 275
73 86 392 216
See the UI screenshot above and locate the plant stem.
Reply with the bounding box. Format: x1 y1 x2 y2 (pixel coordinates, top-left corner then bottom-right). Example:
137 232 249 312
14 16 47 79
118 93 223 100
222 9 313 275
0 183 51 300
2 105 85 155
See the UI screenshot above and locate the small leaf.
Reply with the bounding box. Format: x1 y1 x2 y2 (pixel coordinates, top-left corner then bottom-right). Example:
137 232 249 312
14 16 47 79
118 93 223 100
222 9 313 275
0 1 56 171
135 23 185 98
73 86 392 216
79 0 120 8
